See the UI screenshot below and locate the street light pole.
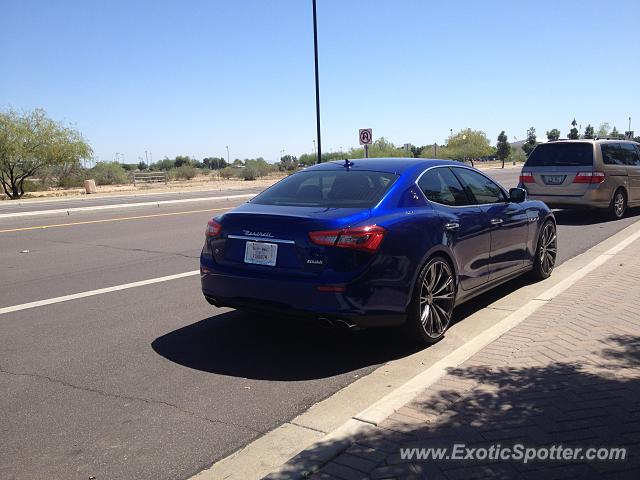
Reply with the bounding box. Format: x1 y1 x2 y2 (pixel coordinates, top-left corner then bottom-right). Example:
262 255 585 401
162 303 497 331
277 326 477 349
312 0 322 164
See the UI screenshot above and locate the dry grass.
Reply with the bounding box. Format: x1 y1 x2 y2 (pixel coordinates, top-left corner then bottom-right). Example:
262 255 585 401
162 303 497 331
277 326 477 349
7 173 287 201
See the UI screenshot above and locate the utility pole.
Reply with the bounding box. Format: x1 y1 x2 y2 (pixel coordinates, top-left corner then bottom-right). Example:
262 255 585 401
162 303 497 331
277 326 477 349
312 0 322 164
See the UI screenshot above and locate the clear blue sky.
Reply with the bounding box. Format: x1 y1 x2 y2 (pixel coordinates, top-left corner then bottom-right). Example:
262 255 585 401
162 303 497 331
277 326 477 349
2 0 639 163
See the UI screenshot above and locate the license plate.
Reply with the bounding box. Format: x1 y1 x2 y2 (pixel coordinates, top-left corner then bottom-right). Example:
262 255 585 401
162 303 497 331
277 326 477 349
544 175 565 185
244 241 278 266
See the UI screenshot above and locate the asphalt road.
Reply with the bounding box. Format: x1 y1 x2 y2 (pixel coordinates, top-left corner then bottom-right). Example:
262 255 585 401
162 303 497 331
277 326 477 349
2 169 640 480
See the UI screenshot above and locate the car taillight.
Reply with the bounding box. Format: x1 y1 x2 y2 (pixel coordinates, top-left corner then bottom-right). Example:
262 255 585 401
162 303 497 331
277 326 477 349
519 172 534 184
205 219 222 237
309 225 386 253
573 171 605 184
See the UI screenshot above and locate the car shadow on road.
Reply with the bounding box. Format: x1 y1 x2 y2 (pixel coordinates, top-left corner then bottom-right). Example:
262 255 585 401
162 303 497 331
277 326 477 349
553 207 640 226
151 310 420 381
452 274 531 324
152 274 536 382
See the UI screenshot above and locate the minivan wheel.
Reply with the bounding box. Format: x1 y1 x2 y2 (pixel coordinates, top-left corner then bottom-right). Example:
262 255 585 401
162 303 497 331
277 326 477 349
609 189 627 219
531 221 557 280
405 256 455 345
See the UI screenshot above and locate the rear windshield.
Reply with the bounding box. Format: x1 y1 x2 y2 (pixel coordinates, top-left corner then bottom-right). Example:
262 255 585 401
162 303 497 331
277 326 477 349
525 143 594 167
251 170 398 208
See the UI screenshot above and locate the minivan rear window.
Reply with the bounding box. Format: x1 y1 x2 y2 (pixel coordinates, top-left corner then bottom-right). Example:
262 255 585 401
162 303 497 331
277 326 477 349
251 170 398 208
525 143 594 167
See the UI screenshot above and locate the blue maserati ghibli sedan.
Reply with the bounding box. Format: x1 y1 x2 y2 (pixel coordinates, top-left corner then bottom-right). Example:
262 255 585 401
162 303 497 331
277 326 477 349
200 158 556 344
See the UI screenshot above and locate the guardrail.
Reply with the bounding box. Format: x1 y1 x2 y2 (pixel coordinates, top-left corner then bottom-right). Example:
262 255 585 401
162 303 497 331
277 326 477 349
133 172 168 186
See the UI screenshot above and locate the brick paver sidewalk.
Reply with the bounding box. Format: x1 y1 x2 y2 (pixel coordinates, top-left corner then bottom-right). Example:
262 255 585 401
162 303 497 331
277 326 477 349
310 239 640 479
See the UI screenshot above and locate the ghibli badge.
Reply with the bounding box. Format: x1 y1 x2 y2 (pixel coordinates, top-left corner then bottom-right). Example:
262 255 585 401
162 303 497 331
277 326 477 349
243 230 274 238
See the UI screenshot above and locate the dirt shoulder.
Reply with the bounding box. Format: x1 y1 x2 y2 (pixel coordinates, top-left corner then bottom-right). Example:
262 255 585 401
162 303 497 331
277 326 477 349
4 174 286 202
2 162 522 202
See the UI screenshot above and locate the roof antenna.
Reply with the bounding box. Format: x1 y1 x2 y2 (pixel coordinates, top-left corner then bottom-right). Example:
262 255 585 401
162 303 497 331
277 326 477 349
344 158 354 170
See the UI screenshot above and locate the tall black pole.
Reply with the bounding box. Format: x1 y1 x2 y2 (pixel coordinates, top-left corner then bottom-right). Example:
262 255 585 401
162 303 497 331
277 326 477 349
312 0 322 164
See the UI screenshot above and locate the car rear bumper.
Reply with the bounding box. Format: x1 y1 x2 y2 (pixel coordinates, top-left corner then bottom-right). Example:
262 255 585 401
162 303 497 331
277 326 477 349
200 262 407 328
523 186 612 209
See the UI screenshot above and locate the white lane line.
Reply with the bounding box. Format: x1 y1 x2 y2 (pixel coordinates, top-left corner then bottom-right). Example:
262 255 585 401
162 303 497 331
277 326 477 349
0 270 200 316
0 193 255 219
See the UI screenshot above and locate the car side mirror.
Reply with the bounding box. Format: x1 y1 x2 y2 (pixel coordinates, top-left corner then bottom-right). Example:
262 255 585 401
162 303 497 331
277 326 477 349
509 187 526 203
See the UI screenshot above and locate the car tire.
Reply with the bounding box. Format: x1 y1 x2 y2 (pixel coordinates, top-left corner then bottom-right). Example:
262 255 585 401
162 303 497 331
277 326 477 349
609 189 627 220
404 256 456 346
531 220 557 280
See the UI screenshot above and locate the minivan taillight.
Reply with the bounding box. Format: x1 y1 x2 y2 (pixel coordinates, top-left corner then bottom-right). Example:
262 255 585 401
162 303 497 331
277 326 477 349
519 172 534 184
309 225 386 253
205 219 222 237
573 171 605 184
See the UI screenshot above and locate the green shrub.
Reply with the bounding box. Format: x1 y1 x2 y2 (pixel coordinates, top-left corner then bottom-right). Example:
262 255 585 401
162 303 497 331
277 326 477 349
151 159 176 171
240 165 259 181
90 162 129 185
508 149 526 164
220 167 235 179
58 175 87 188
173 165 198 180
22 179 48 192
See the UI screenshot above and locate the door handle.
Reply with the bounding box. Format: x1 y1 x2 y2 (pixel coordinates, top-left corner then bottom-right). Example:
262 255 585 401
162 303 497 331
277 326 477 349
444 222 460 231
491 218 504 225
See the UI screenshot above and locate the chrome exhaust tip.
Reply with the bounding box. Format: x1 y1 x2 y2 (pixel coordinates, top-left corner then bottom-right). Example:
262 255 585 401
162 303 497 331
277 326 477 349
333 318 358 329
318 317 360 330
204 296 220 307
318 317 336 328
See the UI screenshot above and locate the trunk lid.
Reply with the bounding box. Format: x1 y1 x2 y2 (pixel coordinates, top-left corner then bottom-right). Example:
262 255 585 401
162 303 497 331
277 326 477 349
211 204 372 276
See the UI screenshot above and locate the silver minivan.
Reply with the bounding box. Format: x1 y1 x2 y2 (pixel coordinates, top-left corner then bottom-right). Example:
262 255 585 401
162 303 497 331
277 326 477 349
519 139 640 219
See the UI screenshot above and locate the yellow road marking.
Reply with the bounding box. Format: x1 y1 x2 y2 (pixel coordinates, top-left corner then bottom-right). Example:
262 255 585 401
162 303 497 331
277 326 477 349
0 207 230 234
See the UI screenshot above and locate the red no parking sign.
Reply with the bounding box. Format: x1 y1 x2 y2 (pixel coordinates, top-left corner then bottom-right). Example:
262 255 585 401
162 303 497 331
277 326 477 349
359 128 372 145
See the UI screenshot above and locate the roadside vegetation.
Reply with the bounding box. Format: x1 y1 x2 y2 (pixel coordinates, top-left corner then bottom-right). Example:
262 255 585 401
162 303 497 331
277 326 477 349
0 109 92 198
2 108 638 199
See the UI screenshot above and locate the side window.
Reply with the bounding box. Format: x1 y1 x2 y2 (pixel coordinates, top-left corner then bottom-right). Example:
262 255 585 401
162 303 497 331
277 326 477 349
452 168 505 204
620 143 640 166
418 168 469 206
601 143 626 165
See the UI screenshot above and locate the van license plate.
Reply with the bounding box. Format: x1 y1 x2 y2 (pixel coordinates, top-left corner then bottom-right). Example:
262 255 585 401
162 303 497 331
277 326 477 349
543 175 565 185
244 241 278 266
